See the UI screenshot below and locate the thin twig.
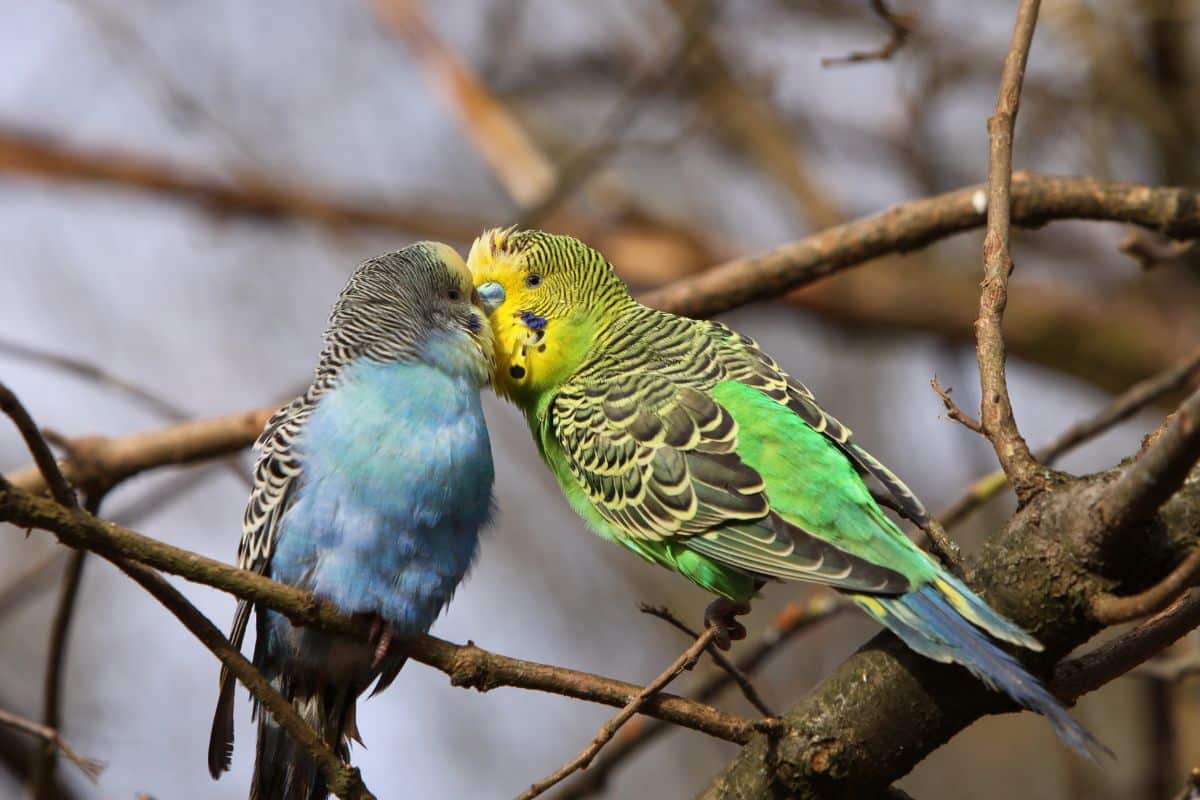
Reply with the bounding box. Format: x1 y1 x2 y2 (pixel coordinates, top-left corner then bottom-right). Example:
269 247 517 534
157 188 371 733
0 708 102 783
939 347 1200 528
552 597 845 800
975 0 1043 494
515 0 705 226
0 384 79 508
0 337 252 490
514 626 723 800
920 519 965 575
1119 230 1198 271
1054 590 1200 701
639 604 775 717
1091 545 1200 624
114 558 376 800
0 337 191 423
29 547 88 800
821 0 914 67
930 377 983 434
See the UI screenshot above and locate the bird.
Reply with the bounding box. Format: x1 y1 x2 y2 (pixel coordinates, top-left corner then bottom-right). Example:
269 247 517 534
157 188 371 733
467 227 1101 756
208 242 496 799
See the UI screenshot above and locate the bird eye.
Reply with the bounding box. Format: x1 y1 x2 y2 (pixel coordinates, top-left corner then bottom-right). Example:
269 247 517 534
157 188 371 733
524 274 542 289
447 289 461 301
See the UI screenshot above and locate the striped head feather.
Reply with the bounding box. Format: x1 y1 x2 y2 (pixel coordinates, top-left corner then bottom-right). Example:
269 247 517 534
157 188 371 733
467 228 633 406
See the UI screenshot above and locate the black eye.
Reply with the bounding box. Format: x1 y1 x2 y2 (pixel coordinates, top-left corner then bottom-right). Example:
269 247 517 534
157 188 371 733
524 274 542 289
447 289 461 301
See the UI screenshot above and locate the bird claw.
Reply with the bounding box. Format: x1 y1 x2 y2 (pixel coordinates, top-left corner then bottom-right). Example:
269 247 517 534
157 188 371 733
368 616 393 670
704 598 751 651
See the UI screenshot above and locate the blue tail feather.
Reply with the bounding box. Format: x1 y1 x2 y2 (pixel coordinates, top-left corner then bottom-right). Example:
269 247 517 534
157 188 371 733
852 583 1109 760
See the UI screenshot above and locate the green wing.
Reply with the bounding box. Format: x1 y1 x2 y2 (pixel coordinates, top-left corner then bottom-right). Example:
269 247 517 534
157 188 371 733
708 321 931 529
549 369 913 595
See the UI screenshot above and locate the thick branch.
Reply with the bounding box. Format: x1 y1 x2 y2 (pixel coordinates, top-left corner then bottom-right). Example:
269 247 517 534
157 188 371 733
975 0 1042 491
1089 385 1200 544
641 174 1200 319
700 442 1200 796
0 483 761 746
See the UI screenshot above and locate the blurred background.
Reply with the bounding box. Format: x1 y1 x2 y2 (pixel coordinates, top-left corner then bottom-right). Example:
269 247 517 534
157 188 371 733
1 1 1198 798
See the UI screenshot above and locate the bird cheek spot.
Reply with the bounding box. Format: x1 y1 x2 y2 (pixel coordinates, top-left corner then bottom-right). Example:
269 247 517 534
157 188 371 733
509 365 526 380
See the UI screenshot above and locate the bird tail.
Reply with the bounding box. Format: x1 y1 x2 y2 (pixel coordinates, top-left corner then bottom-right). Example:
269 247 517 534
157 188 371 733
849 575 1108 759
249 676 361 800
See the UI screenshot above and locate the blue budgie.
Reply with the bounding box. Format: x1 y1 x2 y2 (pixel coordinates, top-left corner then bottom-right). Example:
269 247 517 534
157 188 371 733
207 243 496 800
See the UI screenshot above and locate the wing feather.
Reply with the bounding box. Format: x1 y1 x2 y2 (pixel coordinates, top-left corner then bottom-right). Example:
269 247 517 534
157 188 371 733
550 367 909 593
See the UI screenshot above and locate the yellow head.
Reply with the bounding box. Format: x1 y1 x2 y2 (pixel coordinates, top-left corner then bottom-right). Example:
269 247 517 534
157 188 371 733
467 228 634 408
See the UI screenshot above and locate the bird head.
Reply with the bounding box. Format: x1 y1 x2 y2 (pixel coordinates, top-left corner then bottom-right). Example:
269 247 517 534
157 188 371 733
328 242 494 386
467 228 633 406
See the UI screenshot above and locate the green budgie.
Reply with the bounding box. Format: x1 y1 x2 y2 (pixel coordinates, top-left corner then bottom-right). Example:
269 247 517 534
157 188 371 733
469 227 1100 756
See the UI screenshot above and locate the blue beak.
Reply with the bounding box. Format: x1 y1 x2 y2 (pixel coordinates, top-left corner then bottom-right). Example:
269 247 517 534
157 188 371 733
476 281 506 314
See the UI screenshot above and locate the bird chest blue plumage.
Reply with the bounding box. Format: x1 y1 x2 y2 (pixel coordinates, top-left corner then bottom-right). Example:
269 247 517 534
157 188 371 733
269 353 494 643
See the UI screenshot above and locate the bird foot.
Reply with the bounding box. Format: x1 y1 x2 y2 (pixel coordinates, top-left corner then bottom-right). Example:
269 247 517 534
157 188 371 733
704 598 752 651
368 616 394 670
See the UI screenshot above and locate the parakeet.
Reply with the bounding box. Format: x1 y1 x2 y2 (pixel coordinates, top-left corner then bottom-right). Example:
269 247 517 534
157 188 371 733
208 243 496 799
468 228 1099 755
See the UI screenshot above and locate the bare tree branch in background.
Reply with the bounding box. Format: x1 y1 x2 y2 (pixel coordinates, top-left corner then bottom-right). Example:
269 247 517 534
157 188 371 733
0 708 102 784
821 1 914 68
0 127 484 240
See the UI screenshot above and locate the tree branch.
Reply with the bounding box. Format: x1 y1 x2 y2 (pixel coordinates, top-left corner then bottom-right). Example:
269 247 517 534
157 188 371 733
699 388 1200 796
0 126 482 240
640 174 1200 319
114 557 376 799
939 346 1200 528
0 482 763 747
975 0 1042 493
1053 590 1200 701
553 598 846 800
515 626 723 800
821 0 914 68
29 548 87 800
5 406 276 496
0 384 374 799
1088 385 1200 547
0 708 102 784
639 604 776 718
